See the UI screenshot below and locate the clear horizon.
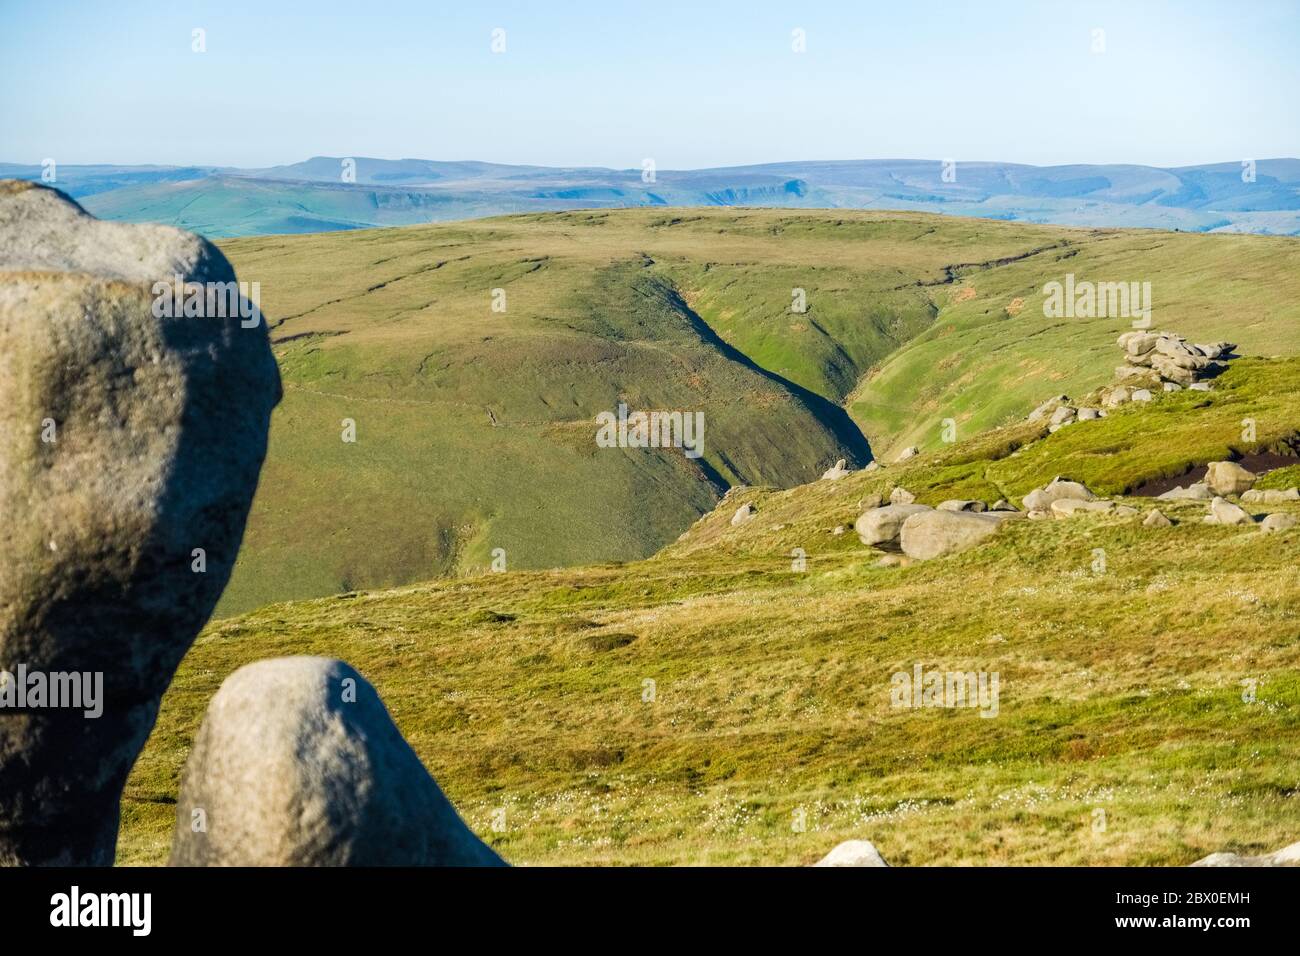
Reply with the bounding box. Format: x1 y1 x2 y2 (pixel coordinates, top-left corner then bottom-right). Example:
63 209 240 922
2 0 1297 169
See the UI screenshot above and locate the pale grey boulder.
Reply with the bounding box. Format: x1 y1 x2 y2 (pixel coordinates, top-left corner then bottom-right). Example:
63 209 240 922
1209 497 1254 526
170 657 505 867
821 458 851 481
1142 509 1173 528
0 181 279 866
937 499 986 512
1191 840 1300 867
731 503 756 526
899 510 1005 561
889 486 916 506
1241 487 1299 505
894 445 919 463
814 839 889 867
1262 513 1298 533
855 503 931 552
1158 482 1212 501
1205 461 1257 497
1022 477 1095 512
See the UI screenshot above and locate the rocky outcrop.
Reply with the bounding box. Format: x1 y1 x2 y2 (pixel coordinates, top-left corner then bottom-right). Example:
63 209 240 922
813 839 889 867
170 657 505 866
1119 330 1231 389
855 504 932 552
0 181 280 866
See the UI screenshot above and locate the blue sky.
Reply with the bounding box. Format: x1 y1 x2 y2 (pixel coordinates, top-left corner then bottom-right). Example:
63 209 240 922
2 0 1296 169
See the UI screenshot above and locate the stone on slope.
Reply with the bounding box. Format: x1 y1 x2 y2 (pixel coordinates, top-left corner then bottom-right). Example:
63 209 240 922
1051 498 1115 517
855 504 932 552
1191 840 1300 867
894 446 919 463
813 839 889 867
1261 513 1298 533
1241 487 1299 505
1204 461 1257 497
1022 477 1095 512
821 458 851 481
899 510 1004 561
170 657 505 867
937 499 986 512
889 487 916 506
1158 482 1212 501
1131 388 1153 402
1142 509 1173 528
1048 405 1076 427
0 181 280 866
1209 497 1253 526
731 503 756 525
1027 395 1069 423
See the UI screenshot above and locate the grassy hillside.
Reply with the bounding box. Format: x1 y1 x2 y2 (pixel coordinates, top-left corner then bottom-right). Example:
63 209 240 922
214 209 1300 615
119 355 1300 866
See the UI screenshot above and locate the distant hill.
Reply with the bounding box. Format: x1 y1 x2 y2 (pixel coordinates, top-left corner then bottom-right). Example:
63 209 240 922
3 157 1297 236
202 207 1300 616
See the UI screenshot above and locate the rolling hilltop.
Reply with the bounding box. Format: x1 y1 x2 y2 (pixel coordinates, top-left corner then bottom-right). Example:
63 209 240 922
212 208 1300 616
4 157 1299 236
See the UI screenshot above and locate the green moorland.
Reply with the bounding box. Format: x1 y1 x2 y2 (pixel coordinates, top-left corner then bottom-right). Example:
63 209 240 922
214 209 1300 615
119 353 1300 865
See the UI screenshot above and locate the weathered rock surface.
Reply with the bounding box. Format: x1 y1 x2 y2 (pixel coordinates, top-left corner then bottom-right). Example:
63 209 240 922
1262 513 1298 533
894 445 919 463
813 839 889 867
889 487 916 506
821 458 851 481
937 499 986 512
1158 482 1212 501
0 181 280 866
856 503 932 551
1022 477 1095 512
1143 509 1173 528
899 510 1006 560
1204 461 1257 497
170 657 505 866
1241 487 1299 505
731 503 756 525
1209 497 1254 526
1191 840 1300 867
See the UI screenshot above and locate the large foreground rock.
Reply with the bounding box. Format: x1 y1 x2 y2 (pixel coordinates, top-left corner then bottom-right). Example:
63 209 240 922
900 510 1008 560
170 657 505 866
0 181 280 865
1022 477 1095 512
814 839 889 867
1191 840 1300 867
1204 461 1257 497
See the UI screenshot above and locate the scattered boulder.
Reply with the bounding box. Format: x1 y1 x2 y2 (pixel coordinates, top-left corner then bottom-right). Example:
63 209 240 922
731 503 756 526
1051 498 1115 517
1049 405 1076 427
821 458 851 481
937 499 986 513
864 461 881 473
1022 477 1095 512
899 510 1005 561
1143 509 1173 528
991 499 1018 512
1076 408 1101 421
1189 382 1212 391
1027 395 1070 423
1242 487 1300 505
855 504 931 552
1262 513 1298 533
895 446 919 463
1204 461 1257 497
859 493 884 510
170 657 505 866
1209 497 1253 527
813 839 889 867
0 181 280 866
1158 482 1212 501
1131 388 1153 402
889 487 916 506
1162 381 1182 392
1191 840 1300 868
